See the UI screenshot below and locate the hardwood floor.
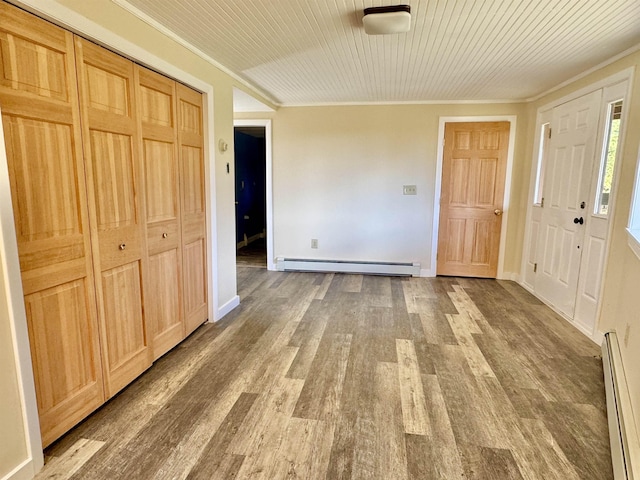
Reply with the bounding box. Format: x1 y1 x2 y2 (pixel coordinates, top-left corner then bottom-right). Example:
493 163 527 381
236 239 267 268
37 268 612 480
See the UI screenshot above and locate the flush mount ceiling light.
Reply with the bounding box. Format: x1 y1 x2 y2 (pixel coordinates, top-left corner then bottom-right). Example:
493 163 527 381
363 5 411 35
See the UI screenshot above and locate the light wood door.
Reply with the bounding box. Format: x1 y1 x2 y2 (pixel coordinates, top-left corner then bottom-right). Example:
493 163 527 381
437 122 509 278
75 38 152 397
535 91 602 319
177 84 208 334
137 66 185 359
0 4 104 446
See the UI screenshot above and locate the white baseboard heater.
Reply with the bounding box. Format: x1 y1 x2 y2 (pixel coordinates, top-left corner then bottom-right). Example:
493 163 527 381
275 258 420 277
602 331 640 480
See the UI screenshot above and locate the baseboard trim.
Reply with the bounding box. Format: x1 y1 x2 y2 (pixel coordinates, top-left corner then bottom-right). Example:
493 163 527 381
2 458 35 480
602 331 640 480
216 295 240 321
276 258 420 277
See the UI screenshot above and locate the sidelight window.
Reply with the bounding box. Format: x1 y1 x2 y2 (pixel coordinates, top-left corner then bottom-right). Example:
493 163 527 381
595 100 623 216
533 122 550 205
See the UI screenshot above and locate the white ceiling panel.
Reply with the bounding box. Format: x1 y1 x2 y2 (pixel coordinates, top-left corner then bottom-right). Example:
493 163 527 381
118 0 640 106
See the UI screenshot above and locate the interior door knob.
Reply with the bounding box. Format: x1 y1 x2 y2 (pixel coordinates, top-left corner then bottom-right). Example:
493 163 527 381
494 209 503 216
573 217 584 225
162 233 168 238
119 243 126 250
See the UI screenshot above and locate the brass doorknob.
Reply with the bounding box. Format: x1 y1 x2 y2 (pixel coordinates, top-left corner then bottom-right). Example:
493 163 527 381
162 233 168 238
119 243 126 250
494 209 503 216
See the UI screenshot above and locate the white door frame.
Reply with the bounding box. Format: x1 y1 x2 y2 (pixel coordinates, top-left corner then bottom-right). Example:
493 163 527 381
234 119 275 270
520 68 634 344
431 116 518 279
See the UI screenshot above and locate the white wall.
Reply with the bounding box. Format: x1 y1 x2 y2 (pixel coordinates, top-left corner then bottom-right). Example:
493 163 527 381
272 104 529 275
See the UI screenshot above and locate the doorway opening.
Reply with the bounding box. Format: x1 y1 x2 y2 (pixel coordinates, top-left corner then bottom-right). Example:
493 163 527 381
234 126 267 268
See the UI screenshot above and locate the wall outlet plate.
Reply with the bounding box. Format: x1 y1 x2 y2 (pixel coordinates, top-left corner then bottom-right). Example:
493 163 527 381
403 185 417 195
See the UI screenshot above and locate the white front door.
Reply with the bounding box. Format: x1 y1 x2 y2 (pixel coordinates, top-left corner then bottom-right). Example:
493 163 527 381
524 79 629 338
574 82 627 333
535 90 602 319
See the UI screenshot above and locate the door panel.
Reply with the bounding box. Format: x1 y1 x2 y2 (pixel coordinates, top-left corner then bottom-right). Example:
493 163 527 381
147 249 182 357
75 37 152 398
574 83 628 334
101 262 145 369
184 238 207 325
178 84 208 334
89 130 137 230
534 90 601 319
137 66 184 359
0 3 104 447
437 122 509 278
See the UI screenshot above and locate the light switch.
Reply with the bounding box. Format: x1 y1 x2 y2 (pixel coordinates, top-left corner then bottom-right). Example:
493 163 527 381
403 185 417 195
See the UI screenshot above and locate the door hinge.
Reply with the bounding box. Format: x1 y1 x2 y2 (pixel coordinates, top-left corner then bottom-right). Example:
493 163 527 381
533 263 537 273
540 197 544 208
548 128 552 139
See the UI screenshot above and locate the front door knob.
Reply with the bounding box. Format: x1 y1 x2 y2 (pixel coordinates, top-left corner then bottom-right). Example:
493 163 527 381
494 209 503 216
573 217 584 225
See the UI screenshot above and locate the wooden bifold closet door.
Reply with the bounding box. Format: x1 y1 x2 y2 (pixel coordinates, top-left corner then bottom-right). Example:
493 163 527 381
177 84 208 335
0 2 208 447
74 37 153 398
0 4 104 446
136 67 185 359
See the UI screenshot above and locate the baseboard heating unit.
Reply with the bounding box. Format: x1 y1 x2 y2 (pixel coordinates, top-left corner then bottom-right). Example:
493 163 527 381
602 331 640 480
275 258 420 276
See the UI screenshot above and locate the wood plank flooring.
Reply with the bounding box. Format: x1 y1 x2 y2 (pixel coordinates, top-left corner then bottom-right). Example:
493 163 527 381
37 268 613 480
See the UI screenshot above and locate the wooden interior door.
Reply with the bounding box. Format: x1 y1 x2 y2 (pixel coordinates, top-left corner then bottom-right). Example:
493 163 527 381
137 66 185 359
437 122 510 278
177 84 208 334
535 91 602 319
75 38 152 397
0 4 104 446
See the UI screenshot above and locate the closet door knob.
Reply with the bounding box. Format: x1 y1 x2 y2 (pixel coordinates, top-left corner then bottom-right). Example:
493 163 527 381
162 233 168 238
119 243 126 250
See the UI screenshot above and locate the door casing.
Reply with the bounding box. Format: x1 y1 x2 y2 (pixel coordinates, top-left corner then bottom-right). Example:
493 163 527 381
234 119 274 270
431 116 518 278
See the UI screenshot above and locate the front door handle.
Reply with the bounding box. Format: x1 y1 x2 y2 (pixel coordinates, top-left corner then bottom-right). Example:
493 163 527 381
573 217 584 225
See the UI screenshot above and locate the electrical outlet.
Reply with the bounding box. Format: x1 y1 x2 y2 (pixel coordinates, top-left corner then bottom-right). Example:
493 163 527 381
311 239 318 249
403 185 417 195
624 323 631 348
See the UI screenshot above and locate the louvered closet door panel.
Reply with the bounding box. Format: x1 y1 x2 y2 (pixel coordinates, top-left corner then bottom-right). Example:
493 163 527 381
177 83 208 335
137 66 184 359
75 37 152 398
0 3 104 447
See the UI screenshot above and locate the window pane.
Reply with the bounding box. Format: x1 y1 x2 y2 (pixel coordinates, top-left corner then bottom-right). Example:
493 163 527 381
595 100 623 215
534 123 550 205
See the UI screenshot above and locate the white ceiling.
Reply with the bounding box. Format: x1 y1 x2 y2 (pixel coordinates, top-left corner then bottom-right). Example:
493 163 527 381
117 0 640 107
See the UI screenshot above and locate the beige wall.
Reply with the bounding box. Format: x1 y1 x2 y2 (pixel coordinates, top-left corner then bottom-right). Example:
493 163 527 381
271 103 530 274
527 50 640 436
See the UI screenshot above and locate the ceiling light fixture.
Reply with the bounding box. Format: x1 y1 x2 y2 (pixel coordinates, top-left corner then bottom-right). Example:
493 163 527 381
363 5 411 35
